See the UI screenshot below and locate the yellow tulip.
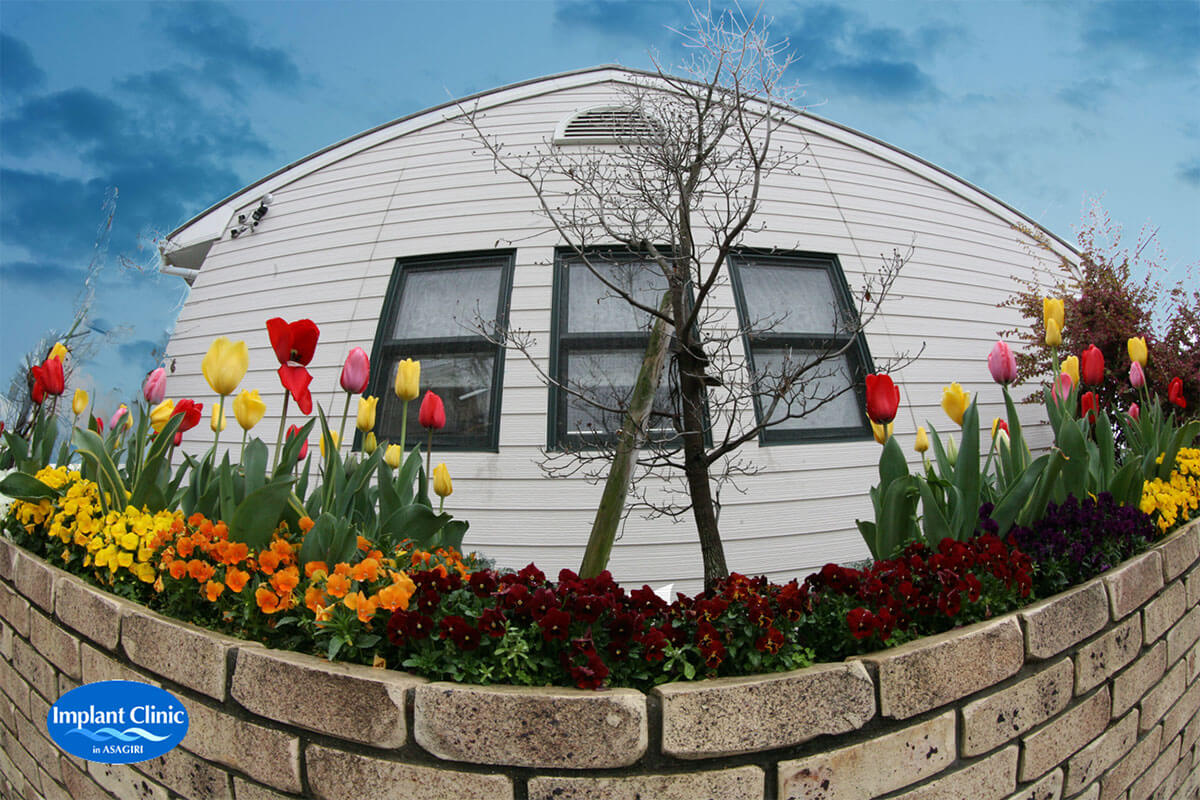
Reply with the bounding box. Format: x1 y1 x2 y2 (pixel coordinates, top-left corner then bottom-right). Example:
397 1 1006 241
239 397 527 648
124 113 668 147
870 420 893 445
941 383 970 426
1045 318 1061 347
433 462 453 497
233 389 266 431
149 399 175 433
363 432 378 455
211 403 227 433
991 417 1005 439
384 444 402 468
49 342 68 362
914 426 929 453
394 358 420 402
1127 336 1148 367
357 396 378 432
1043 298 1064 341
72 388 89 416
202 337 249 396
320 431 339 459
1062 355 1080 388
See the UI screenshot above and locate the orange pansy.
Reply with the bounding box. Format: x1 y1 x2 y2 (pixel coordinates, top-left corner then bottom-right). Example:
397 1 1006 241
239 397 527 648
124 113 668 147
304 585 327 613
225 567 250 593
255 585 281 614
325 572 351 598
258 550 281 575
351 558 379 583
168 560 188 580
305 561 329 579
205 581 225 602
270 566 300 595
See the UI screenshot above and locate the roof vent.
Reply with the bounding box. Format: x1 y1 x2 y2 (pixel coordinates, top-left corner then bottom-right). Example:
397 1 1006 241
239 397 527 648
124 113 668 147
554 106 659 145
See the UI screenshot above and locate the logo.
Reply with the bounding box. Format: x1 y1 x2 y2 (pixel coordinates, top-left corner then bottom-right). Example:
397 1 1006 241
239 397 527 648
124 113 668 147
48 680 189 764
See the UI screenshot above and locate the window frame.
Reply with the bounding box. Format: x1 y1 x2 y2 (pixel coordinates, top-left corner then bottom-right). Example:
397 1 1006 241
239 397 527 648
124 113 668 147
364 249 515 452
728 249 876 446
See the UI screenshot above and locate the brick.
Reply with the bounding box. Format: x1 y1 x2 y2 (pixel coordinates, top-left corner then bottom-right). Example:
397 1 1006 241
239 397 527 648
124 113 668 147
37 767 71 800
963 658 1074 756
1065 710 1137 796
1188 564 1200 608
0 580 31 638
1022 580 1111 660
414 682 646 768
120 605 237 700
11 703 62 785
888 745 1019 800
655 661 875 758
1020 687 1112 781
181 698 301 793
1002 767 1062 800
87 762 167 800
777 711 955 800
305 743 513 800
1141 661 1188 733
53 574 129 651
0 538 16 581
1160 522 1200 582
1189 640 1200 684
12 634 57 702
1165 606 1200 666
231 777 304 800
528 766 764 800
29 609 80 681
12 546 57 612
1101 726 1163 800
1115 642 1168 718
864 617 1023 720
59 757 119 800
30 689 85 773
1144 583 1188 645
1162 675 1200 744
1183 705 1200 753
1070 784 1100 800
132 745 233 800
1 727 42 797
0 619 12 661
1128 735 1181 800
1077 615 1142 694
1106 552 1164 620
1158 753 1193 800
79 643 159 686
232 646 422 748
0 654 30 718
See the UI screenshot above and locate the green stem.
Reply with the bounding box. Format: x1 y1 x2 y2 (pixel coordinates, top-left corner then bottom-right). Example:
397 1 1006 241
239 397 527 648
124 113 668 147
438 496 444 514
425 429 433 492
338 393 352 455
212 396 224 455
239 428 248 465
399 400 409 455
272 393 291 472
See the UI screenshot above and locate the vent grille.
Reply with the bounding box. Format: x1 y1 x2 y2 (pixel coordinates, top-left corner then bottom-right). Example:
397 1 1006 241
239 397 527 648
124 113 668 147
555 107 659 144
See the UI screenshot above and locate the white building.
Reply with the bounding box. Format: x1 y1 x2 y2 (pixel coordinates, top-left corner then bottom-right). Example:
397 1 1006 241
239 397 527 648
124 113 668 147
160 66 1075 592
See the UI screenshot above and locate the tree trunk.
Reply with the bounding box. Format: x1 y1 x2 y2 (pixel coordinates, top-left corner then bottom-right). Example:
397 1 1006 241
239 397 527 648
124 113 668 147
579 291 674 578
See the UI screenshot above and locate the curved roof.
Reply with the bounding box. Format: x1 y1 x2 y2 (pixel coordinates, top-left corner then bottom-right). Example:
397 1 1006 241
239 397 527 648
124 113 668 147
163 65 1078 267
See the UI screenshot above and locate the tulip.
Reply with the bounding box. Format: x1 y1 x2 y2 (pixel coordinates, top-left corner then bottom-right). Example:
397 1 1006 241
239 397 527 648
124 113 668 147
72 388 89 417
202 337 249 397
170 399 203 446
30 376 44 405
211 403 227 433
266 317 320 469
356 396 378 433
286 424 309 463
1127 337 1148 367
149 399 175 433
384 444 402 469
946 436 958 466
996 427 1010 451
31 355 65 402
1045 318 1062 348
870 420 893 445
1129 403 1140 421
433 462 452 510
1053 372 1074 404
1129 361 1145 389
1043 298 1064 341
941 383 969 426
1080 345 1104 386
1168 376 1187 409
395 359 420 402
233 389 266 431
914 426 929 454
363 432 378 455
1080 391 1098 424
991 418 1009 438
108 405 130 432
864 374 900 424
92 415 104 434
1061 355 1080 388
319 431 339 460
49 342 68 363
419 390 446 430
143 367 167 405
340 347 370 394
987 341 1017 385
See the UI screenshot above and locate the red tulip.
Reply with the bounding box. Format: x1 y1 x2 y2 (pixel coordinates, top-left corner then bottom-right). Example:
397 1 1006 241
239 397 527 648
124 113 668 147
266 318 320 415
93 415 105 434
987 341 1017 385
31 356 65 401
286 424 309 461
1168 377 1187 409
418 390 446 430
864 374 900 424
30 376 45 405
1129 403 1140 421
340 347 370 394
170 399 203 445
1080 391 1098 423
1080 345 1104 386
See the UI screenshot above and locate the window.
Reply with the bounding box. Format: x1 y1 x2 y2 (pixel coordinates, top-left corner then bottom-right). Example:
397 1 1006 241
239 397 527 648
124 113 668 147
729 251 874 444
367 251 514 451
550 250 676 448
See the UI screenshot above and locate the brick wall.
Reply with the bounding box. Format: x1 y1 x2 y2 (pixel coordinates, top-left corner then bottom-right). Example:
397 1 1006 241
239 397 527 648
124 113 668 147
1 519 1198 800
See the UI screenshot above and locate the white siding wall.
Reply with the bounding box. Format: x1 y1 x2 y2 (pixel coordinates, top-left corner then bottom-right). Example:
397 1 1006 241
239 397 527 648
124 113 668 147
164 73 1073 594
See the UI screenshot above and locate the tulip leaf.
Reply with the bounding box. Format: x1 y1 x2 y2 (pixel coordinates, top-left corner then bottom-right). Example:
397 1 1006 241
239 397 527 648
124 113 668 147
1057 420 1089 502
1001 386 1029 472
435 519 469 552
273 419 315 481
72 427 127 516
379 503 449 552
1108 460 1144 510
243 439 268 497
918 479 953 546
229 479 296 551
336 446 384 519
877 435 910 489
990 454 1050 536
2 431 30 465
876 474 920 560
218 451 236 524
1019 451 1066 529
397 448 422 505
129 414 185 512
0 471 61 501
1096 409 1116 487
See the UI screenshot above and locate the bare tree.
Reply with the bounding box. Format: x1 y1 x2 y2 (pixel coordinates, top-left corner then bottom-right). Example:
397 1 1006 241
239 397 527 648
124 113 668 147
462 5 914 588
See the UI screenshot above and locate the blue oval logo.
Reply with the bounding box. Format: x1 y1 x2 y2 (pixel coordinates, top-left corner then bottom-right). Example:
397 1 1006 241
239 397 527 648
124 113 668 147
47 680 189 764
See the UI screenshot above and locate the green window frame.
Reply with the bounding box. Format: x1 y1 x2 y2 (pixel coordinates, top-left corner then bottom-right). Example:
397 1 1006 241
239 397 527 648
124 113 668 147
365 250 515 452
728 250 875 445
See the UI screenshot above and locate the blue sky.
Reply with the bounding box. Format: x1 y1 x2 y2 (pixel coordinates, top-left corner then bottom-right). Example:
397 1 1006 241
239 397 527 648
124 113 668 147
1 0 1197 419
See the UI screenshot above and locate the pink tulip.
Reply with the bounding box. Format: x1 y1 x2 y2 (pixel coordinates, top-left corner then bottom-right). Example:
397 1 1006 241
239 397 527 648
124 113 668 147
1129 403 1140 421
987 341 1018 385
1053 372 1073 404
143 367 167 405
1129 361 1145 389
339 347 370 394
108 405 129 431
